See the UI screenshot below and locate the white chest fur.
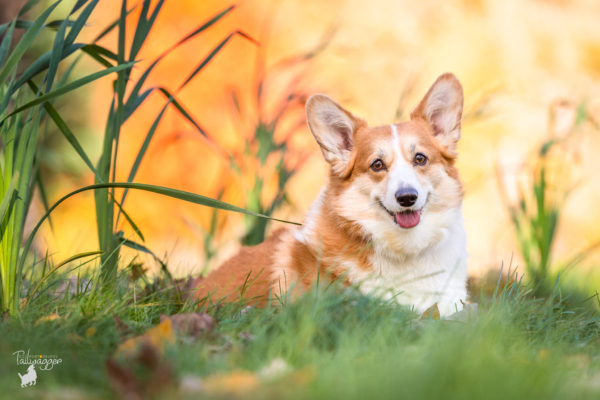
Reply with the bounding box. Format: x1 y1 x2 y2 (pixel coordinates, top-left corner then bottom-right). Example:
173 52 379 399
348 207 468 316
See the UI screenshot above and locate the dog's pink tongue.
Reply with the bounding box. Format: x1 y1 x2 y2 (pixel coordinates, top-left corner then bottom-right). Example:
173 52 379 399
395 210 421 228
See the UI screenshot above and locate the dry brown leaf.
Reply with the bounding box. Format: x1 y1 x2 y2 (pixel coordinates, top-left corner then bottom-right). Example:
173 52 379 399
129 262 148 282
113 315 133 338
420 303 440 320
85 326 96 338
159 312 215 339
115 318 175 358
107 340 175 400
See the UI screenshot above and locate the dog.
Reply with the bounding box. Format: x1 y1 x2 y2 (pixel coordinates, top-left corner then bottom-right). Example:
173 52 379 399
18 364 37 387
193 73 468 316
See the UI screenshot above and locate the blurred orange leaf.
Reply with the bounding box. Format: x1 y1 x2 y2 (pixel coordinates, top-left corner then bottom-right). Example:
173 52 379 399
420 303 440 320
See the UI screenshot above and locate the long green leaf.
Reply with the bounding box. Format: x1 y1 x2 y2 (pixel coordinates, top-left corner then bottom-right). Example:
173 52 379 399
122 4 237 122
2 61 135 123
179 30 257 90
92 4 137 43
157 87 231 160
22 182 301 272
0 19 76 31
27 80 100 180
44 12 68 91
11 43 85 94
82 44 118 62
0 1 60 87
80 45 114 68
119 236 163 267
157 88 208 138
70 0 90 14
118 102 169 210
118 31 253 207
116 204 145 242
0 19 16 68
64 0 98 47
0 175 18 225
35 171 53 231
31 87 145 242
18 0 43 17
128 0 164 63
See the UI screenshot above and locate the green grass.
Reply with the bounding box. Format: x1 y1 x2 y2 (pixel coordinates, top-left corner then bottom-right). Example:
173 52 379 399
1 267 599 399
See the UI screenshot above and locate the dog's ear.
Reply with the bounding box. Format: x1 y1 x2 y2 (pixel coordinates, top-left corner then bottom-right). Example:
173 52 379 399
411 73 463 156
306 94 361 176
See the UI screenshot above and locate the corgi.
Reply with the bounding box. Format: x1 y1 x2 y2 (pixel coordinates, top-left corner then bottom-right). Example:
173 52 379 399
192 73 468 316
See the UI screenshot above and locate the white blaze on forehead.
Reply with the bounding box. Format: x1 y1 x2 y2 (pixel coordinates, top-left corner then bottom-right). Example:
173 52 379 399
382 124 426 210
390 123 400 151
389 124 419 189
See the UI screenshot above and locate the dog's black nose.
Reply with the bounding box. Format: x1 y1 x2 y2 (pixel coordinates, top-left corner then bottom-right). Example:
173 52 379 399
395 188 418 207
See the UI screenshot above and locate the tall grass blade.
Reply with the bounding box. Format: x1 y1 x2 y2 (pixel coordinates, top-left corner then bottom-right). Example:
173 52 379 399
0 1 60 87
18 0 43 17
0 20 16 68
0 176 18 226
26 250 103 303
128 0 164 62
64 0 98 47
92 4 137 43
27 80 100 179
23 181 301 272
179 30 257 89
11 43 85 94
2 62 136 122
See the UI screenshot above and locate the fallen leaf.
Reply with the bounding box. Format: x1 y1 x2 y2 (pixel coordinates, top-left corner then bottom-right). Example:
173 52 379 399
66 333 83 344
85 326 96 338
159 312 215 339
113 315 133 338
35 313 60 325
203 370 259 395
115 318 175 358
420 303 440 320
129 262 148 282
537 348 551 360
107 340 175 400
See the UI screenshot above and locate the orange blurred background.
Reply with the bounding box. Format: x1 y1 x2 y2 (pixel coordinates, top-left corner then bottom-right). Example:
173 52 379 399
40 0 600 278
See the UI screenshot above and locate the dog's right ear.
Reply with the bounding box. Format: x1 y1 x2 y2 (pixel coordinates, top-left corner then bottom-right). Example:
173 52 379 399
306 94 361 176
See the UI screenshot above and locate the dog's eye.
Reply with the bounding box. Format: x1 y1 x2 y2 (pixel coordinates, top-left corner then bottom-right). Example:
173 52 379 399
413 153 427 166
370 159 386 171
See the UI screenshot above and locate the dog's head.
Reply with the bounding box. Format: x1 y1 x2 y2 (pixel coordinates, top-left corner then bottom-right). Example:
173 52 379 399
306 73 464 254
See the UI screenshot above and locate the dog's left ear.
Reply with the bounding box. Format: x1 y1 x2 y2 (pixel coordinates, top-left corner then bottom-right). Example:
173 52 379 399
411 73 463 156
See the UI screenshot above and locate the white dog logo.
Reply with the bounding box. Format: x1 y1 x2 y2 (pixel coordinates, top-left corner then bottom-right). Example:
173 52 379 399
18 364 37 387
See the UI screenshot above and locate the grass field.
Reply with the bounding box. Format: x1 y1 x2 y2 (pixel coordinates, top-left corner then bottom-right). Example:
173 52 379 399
1 0 600 398
1 268 600 399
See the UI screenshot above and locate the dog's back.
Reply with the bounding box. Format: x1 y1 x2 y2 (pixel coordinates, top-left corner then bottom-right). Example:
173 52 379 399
191 228 289 306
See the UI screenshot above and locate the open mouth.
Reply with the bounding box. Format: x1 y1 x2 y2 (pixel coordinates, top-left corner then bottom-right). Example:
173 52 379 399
377 201 422 229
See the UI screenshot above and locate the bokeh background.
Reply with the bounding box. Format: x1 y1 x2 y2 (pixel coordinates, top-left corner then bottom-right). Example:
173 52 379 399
36 0 600 279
